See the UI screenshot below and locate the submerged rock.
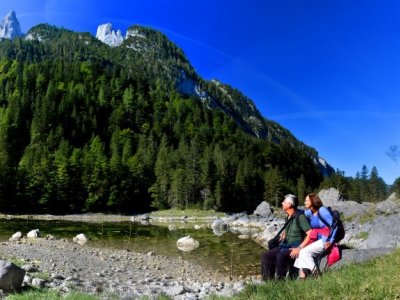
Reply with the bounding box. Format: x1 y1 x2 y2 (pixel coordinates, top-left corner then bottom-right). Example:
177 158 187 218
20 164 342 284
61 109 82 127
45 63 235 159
176 236 200 252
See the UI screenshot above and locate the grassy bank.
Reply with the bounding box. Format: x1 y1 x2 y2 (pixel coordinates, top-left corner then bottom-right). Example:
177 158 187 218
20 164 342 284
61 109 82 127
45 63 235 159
213 248 400 300
150 208 226 219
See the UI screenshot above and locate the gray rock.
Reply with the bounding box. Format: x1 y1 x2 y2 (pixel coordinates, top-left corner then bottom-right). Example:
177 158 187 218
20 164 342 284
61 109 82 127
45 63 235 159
376 199 400 215
31 278 46 287
211 219 228 236
253 201 273 217
335 247 395 268
0 260 26 291
318 188 343 206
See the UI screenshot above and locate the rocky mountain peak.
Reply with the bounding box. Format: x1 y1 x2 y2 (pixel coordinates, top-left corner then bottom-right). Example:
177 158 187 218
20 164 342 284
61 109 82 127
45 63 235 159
95 23 123 47
0 10 23 40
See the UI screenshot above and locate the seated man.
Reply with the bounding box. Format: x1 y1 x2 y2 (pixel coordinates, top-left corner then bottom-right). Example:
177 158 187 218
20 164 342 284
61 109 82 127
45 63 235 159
260 194 311 280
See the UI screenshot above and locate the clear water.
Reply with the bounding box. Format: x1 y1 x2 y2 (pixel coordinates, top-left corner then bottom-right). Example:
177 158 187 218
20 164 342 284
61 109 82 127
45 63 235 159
0 219 265 278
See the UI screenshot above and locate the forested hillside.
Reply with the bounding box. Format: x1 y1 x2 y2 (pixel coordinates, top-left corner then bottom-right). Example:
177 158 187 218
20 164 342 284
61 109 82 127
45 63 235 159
0 24 326 214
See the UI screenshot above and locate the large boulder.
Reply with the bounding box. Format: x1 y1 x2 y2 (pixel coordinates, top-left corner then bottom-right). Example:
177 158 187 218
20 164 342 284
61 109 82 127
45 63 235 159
253 201 273 217
0 261 25 291
318 188 343 206
176 236 200 252
319 188 374 217
361 214 400 249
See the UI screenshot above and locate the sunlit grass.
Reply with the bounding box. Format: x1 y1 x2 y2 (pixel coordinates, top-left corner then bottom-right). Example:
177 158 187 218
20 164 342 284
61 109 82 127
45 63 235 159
7 289 100 300
355 231 369 240
210 248 400 300
7 289 173 300
150 208 226 218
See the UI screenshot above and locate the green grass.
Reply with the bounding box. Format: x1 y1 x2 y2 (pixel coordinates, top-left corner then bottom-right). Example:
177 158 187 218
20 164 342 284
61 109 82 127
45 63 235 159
355 231 370 240
358 211 376 224
150 208 226 218
210 248 400 300
7 289 100 300
7 289 173 300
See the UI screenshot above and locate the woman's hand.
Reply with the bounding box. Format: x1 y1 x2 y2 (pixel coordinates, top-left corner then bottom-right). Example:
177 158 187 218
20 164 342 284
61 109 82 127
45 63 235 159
324 241 331 250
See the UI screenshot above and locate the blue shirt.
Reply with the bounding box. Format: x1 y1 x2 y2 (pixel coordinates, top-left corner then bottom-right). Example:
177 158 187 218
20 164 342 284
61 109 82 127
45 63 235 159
305 206 336 243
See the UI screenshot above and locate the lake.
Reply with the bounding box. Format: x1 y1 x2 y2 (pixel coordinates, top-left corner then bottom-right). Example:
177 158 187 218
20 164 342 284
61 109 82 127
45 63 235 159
0 218 265 278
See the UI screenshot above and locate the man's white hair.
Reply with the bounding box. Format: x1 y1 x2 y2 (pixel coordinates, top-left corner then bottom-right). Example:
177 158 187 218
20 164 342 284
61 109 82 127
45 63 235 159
284 194 297 206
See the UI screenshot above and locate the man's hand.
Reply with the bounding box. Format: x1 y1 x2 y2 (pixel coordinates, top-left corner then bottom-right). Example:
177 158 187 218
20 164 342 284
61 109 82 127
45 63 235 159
289 247 300 259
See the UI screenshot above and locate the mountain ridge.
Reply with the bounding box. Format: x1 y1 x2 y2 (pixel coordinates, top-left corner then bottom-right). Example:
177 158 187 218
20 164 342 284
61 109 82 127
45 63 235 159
0 12 335 214
0 11 335 177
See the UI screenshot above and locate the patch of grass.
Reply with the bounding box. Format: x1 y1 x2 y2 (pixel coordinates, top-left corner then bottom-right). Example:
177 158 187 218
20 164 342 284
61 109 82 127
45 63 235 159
4 258 49 280
342 213 356 222
221 248 400 300
139 293 172 300
7 258 26 267
7 289 100 300
355 231 369 240
358 211 375 224
150 209 226 218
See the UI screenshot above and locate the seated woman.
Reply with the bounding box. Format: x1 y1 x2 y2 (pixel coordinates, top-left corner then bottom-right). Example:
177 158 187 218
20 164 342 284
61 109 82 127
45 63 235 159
294 193 336 278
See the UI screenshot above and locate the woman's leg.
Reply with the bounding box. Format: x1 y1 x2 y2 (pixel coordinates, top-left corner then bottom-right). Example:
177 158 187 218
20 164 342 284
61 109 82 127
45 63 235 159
294 239 325 277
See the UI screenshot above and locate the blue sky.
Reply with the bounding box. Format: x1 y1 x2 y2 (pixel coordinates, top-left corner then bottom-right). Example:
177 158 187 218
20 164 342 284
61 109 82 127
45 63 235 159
1 0 400 184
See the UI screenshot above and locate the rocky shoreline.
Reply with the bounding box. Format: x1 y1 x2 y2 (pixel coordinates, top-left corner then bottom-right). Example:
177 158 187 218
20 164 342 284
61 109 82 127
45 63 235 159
0 188 399 299
0 237 249 299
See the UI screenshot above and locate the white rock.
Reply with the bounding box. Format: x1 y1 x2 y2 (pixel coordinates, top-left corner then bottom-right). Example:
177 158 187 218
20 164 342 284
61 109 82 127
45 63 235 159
72 233 88 245
96 23 124 47
9 231 22 241
27 229 40 238
168 224 177 231
176 236 199 252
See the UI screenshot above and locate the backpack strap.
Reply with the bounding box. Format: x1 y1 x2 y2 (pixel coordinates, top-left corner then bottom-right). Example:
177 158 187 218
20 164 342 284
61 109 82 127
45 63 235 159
317 208 336 242
317 212 331 228
295 212 307 239
274 214 295 238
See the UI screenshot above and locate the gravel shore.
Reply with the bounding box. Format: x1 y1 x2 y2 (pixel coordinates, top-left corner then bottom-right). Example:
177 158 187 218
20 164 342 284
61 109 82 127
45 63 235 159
0 235 248 299
0 214 251 299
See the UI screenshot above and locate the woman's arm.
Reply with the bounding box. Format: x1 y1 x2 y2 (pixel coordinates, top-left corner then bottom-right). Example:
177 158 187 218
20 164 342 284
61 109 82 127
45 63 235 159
289 229 312 258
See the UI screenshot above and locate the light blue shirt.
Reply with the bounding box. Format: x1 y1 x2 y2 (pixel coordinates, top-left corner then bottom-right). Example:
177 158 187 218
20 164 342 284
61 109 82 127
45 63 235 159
305 206 336 243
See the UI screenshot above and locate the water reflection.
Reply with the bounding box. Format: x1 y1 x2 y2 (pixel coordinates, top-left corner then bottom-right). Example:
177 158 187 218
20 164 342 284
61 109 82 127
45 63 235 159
0 218 264 278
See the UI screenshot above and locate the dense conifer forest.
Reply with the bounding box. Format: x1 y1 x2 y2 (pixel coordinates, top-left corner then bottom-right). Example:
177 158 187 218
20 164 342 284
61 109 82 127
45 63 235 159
0 24 395 214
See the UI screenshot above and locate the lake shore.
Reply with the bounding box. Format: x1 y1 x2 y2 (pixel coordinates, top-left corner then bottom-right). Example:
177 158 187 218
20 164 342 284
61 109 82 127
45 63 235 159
0 213 251 299
0 237 249 299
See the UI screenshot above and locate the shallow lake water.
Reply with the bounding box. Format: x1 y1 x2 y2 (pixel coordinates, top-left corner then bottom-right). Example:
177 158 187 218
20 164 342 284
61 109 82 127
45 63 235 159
0 218 265 278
